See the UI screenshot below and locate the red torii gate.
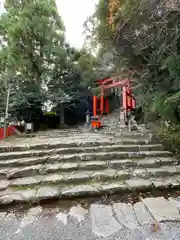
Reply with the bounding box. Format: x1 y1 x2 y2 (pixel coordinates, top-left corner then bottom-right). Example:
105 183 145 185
93 75 136 117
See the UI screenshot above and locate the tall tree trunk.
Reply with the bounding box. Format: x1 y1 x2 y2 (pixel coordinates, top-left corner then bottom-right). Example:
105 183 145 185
60 104 64 126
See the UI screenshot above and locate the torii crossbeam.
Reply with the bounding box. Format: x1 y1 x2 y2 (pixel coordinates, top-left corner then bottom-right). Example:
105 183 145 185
93 74 136 117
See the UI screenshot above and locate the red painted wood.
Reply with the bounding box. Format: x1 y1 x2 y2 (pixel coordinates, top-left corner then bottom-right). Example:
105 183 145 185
95 78 112 85
0 126 15 140
100 96 104 115
93 96 97 116
132 97 136 110
102 79 131 89
105 98 109 114
0 128 3 139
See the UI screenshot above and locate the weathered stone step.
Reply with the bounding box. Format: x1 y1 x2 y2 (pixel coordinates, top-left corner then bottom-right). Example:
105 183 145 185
104 131 151 137
108 135 151 141
0 154 176 172
63 151 172 161
1 176 180 206
0 139 153 153
1 151 172 161
0 144 163 160
43 158 177 173
37 130 83 136
5 169 131 185
1 162 180 181
0 152 172 178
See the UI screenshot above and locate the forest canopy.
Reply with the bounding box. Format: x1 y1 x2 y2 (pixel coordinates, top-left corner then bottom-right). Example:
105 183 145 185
84 0 180 123
0 0 102 122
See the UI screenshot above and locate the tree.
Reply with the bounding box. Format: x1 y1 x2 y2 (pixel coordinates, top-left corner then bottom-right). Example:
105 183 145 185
86 0 180 123
0 0 66 120
0 0 105 128
3 0 65 83
77 50 99 87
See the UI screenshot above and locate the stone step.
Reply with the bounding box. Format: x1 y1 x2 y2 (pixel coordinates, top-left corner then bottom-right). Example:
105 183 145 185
0 139 153 153
112 136 158 144
0 152 172 179
0 151 172 165
3 169 132 185
43 158 177 173
104 131 151 137
106 134 152 141
1 161 179 181
1 176 180 206
0 144 163 160
0 154 176 171
37 130 83 136
106 134 150 139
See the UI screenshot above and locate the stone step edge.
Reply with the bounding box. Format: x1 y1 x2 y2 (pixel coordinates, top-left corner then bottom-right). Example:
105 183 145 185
0 150 172 161
3 165 180 186
0 156 176 170
0 152 174 175
103 131 152 136
0 139 154 153
38 131 150 137
0 144 164 160
0 177 180 206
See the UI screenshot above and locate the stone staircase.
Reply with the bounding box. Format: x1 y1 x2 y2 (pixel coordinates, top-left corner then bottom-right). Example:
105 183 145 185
0 112 179 206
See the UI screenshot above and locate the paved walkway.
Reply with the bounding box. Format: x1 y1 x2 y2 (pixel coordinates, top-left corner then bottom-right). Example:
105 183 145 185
1 196 180 240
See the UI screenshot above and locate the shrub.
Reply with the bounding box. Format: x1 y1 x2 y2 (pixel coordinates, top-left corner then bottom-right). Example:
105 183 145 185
157 124 180 155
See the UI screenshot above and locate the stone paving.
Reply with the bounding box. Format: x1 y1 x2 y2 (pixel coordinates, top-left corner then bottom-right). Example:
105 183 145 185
1 196 180 239
0 110 180 206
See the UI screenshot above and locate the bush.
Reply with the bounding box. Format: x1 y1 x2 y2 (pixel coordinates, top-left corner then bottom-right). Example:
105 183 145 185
157 125 180 155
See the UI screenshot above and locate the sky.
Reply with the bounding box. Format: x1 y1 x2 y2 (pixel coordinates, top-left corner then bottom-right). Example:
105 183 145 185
56 0 97 49
0 0 4 12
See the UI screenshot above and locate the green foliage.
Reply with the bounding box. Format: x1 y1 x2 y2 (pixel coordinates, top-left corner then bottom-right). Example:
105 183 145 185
91 86 101 96
78 50 99 87
3 0 65 79
84 0 114 54
144 95 178 123
85 0 180 152
0 0 65 118
157 125 180 154
0 0 100 121
87 0 180 124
